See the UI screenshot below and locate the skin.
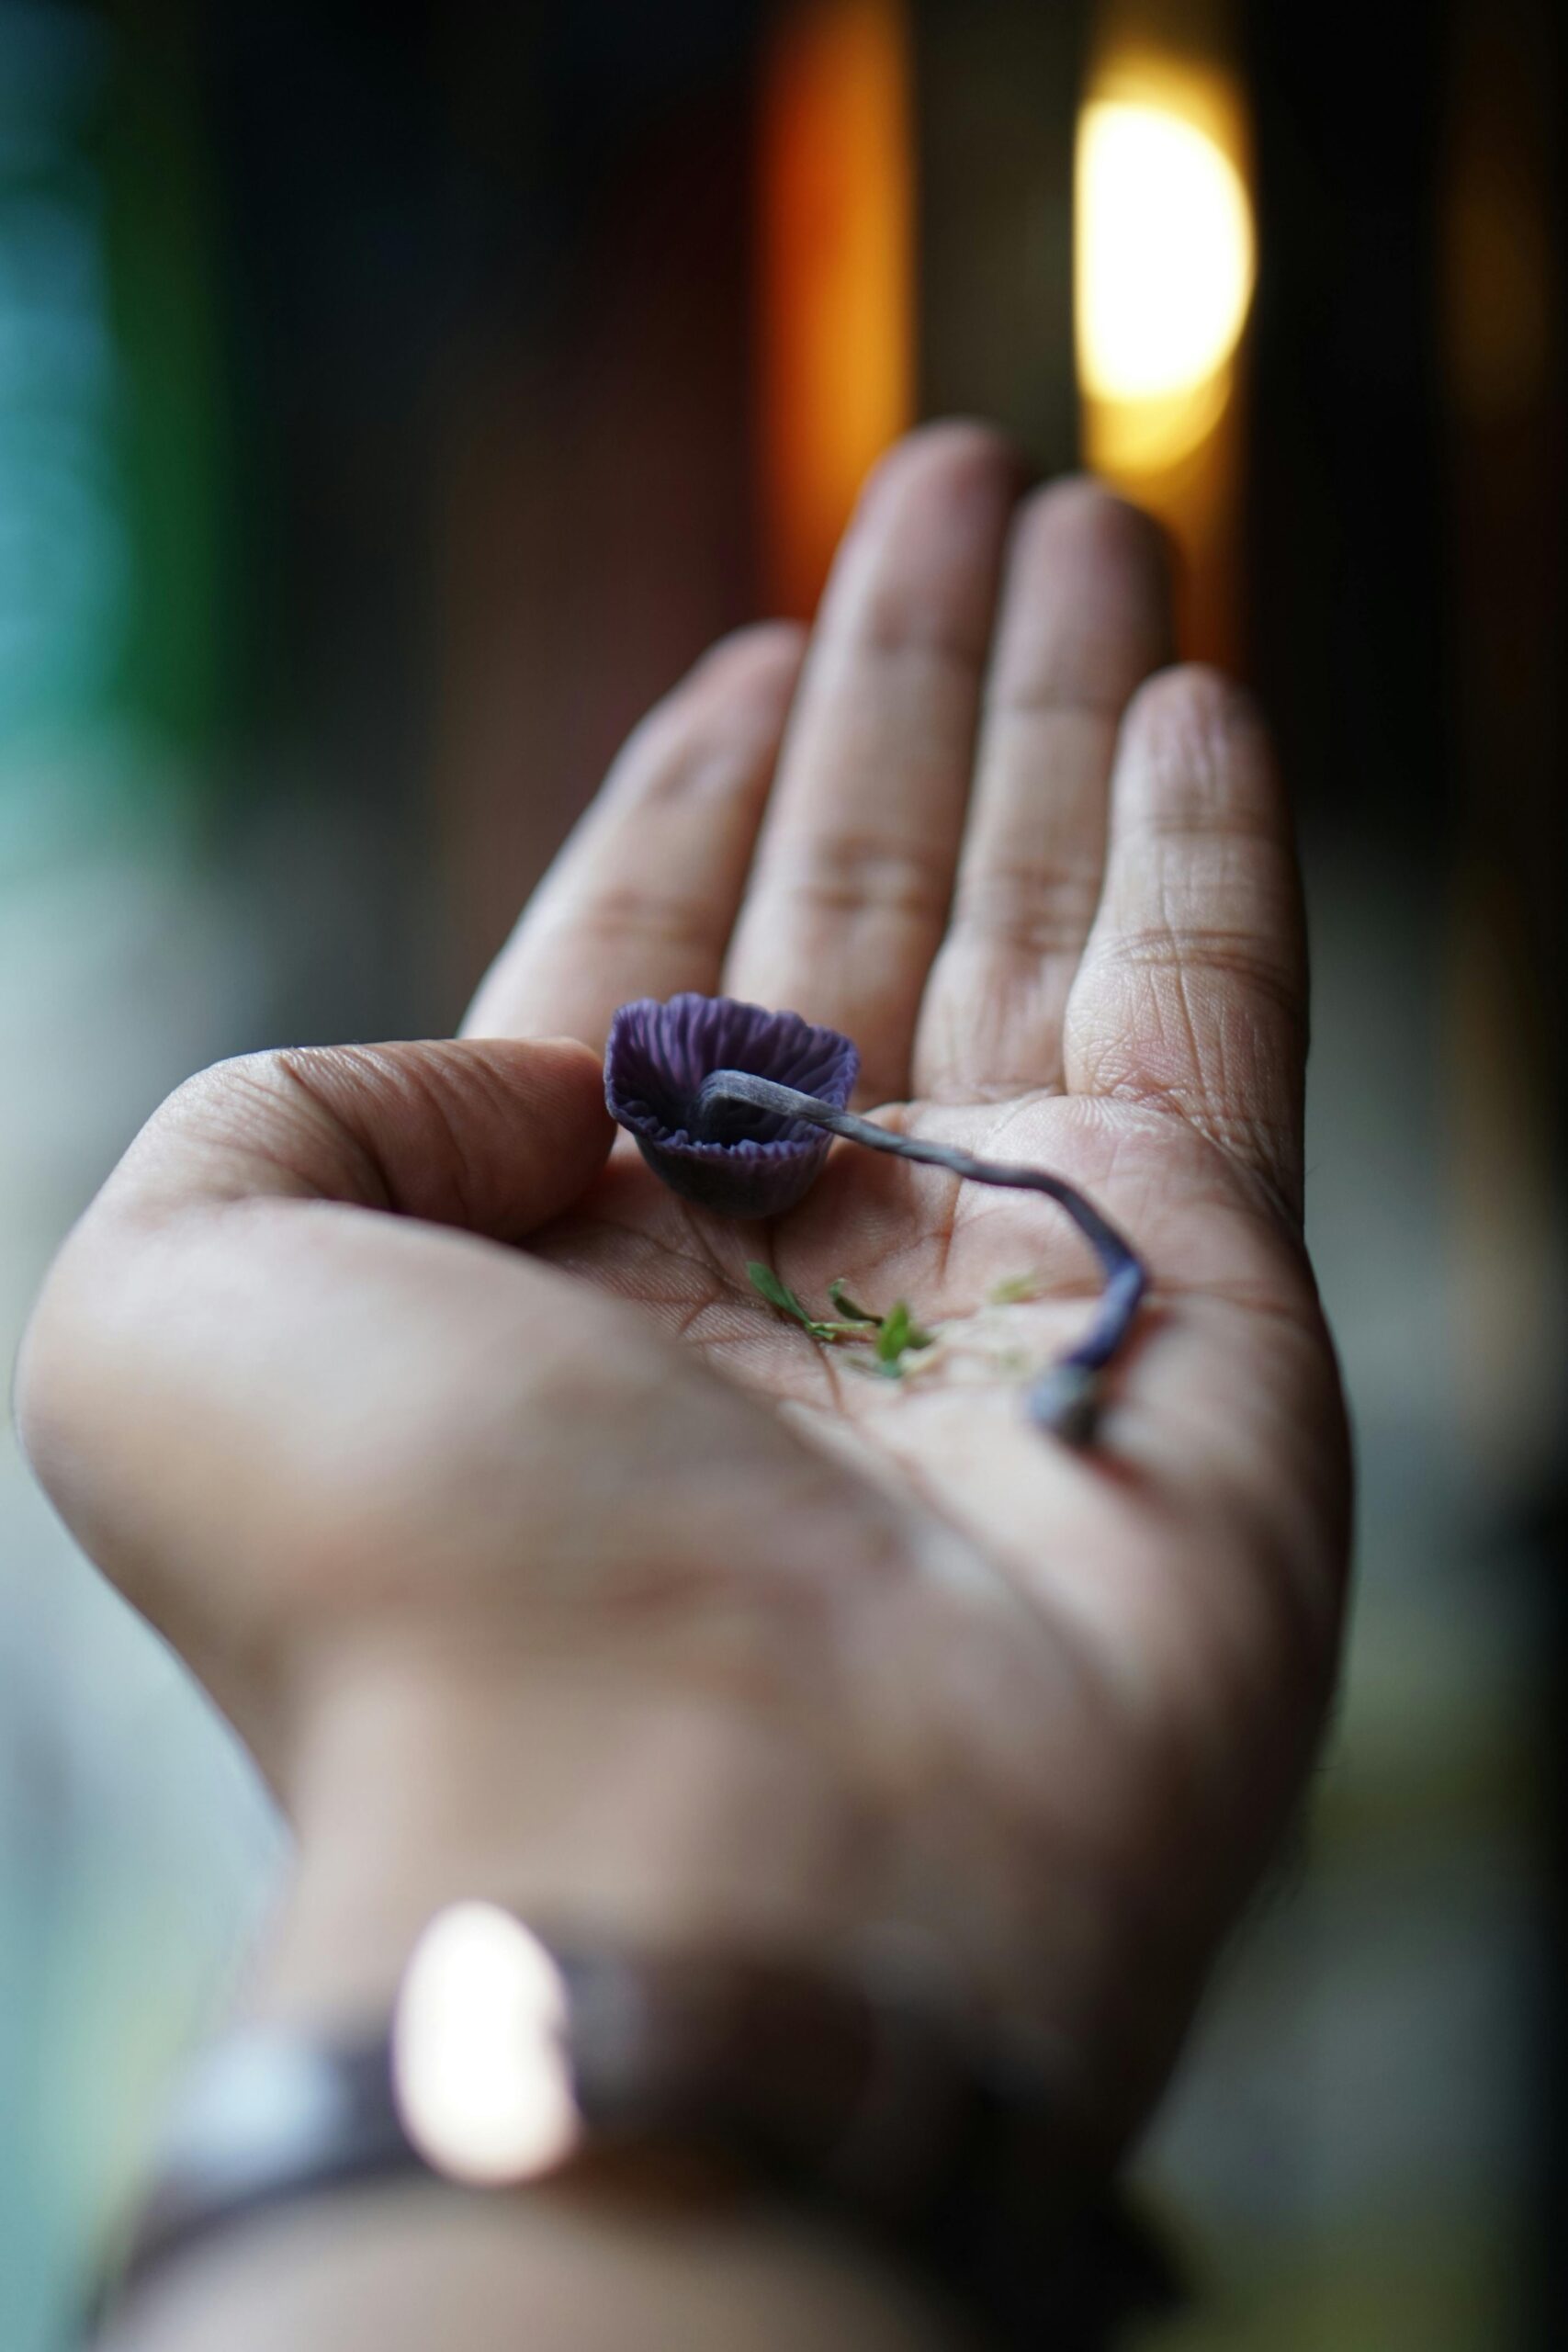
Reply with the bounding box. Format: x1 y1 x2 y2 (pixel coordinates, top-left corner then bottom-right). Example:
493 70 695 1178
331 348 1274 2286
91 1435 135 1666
17 424 1350 2349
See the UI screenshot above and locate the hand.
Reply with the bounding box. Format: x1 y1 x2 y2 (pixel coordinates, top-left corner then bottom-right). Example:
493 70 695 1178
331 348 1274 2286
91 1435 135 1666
18 425 1349 2161
464 424 1350 2120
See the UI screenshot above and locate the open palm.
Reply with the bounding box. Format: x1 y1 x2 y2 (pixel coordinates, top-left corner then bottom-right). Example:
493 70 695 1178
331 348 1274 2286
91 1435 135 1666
462 425 1351 2128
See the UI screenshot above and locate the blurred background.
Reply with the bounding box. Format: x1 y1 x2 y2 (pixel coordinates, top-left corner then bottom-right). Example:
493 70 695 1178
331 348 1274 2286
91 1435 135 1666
1 1 1564 2345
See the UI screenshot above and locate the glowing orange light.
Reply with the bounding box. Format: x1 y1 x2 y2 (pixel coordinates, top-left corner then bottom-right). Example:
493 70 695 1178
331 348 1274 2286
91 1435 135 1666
757 0 915 616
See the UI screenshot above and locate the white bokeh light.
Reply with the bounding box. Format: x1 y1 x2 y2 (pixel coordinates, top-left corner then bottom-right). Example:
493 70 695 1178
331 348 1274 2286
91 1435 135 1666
1076 97 1255 404
391 1905 581 2186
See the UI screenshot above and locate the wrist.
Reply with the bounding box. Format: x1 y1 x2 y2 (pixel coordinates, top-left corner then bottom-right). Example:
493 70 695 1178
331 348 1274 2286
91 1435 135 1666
134 1637 992 2352
247 1560 1192 2171
256 1627 872 2023
118 1624 1172 2350
248 1610 1174 2165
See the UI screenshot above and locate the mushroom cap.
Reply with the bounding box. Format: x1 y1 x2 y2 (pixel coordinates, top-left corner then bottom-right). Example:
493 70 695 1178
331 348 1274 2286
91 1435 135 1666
604 992 859 1218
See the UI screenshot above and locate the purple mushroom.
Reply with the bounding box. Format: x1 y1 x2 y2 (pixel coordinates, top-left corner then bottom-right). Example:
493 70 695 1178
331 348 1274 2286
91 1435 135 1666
604 991 1147 1446
604 992 859 1218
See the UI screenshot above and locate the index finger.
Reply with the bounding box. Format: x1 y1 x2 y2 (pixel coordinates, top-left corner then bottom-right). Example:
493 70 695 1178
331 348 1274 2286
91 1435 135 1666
463 626 806 1050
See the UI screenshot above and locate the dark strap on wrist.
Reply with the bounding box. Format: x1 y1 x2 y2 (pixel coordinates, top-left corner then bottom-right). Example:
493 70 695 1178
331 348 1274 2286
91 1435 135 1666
99 1911 1179 2346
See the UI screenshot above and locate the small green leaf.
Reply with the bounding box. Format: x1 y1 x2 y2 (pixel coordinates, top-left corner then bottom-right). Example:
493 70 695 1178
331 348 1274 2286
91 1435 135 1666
748 1262 875 1347
827 1278 881 1325
874 1299 933 1375
746 1261 818 1330
750 1263 930 1361
875 1300 909 1363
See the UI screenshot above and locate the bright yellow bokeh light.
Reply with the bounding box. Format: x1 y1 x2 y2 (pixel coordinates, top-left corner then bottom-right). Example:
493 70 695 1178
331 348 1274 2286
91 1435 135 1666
1076 97 1255 405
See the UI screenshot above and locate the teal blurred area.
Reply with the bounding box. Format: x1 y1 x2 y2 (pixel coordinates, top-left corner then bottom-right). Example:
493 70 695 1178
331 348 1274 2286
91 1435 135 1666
0 10 278 2344
0 3 1563 2348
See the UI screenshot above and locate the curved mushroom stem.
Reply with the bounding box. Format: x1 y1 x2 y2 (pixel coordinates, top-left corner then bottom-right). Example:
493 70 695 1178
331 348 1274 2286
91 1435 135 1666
693 1069 1147 1446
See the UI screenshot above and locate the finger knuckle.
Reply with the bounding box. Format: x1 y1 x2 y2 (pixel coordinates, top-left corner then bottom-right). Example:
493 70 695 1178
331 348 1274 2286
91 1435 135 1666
1112 924 1306 1031
951 857 1102 957
773 829 953 929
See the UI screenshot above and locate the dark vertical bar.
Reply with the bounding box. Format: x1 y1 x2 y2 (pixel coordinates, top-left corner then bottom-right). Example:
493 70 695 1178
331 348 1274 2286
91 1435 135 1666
203 0 453 1035
1439 12 1568 2332
1241 0 1450 849
429 5 761 1011
909 0 1087 471
1438 5 1568 2335
1247 5 1568 2342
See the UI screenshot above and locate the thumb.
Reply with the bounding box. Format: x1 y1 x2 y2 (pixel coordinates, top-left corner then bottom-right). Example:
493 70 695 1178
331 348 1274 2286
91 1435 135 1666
14 1036 615 1712
96 1035 615 1244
